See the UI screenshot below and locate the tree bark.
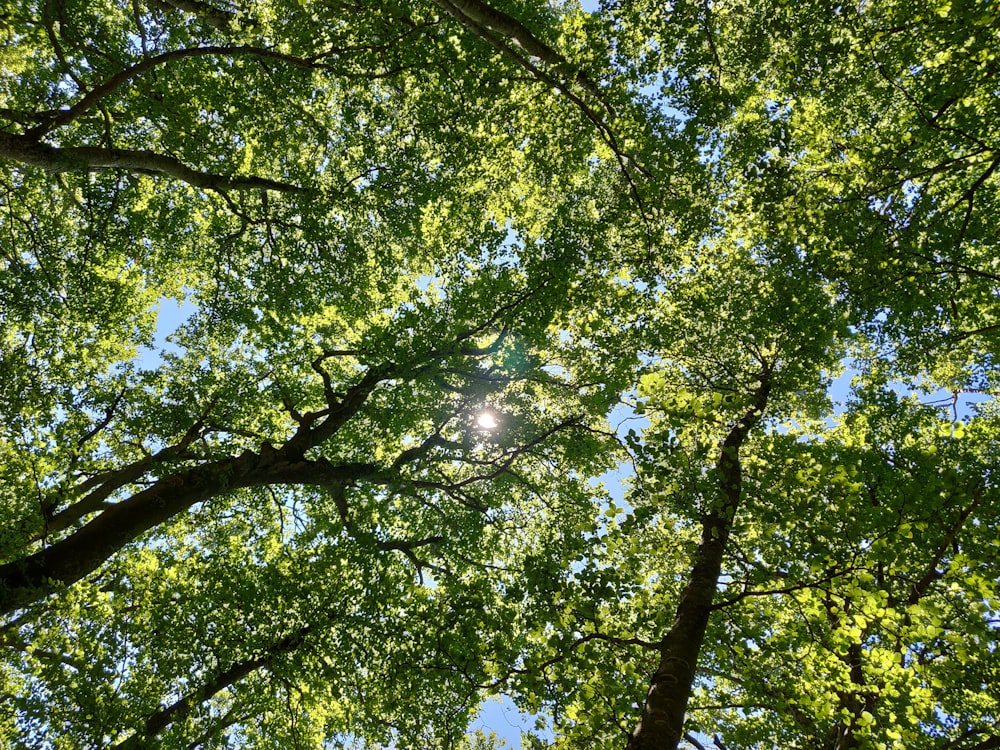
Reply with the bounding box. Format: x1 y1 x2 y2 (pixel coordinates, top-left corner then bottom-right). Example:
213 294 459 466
0 451 374 614
112 625 312 749
0 131 304 192
627 369 772 750
0 367 389 615
431 0 601 99
148 0 238 31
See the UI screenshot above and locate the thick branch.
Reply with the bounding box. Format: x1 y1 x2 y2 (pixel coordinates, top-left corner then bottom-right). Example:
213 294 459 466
427 0 658 211
828 640 876 750
0 131 304 192
0 317 547 613
282 364 392 457
44 411 210 537
0 134 289 190
431 0 613 122
0 363 391 614
0 450 376 614
46 452 174 536
432 0 592 88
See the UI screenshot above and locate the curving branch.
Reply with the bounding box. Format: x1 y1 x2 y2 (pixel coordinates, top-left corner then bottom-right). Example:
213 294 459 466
426 0 667 211
0 452 380 615
0 130 305 193
0 363 389 615
428 0 653 203
42 405 214 537
432 0 600 99
709 565 851 611
25 45 323 138
906 489 980 607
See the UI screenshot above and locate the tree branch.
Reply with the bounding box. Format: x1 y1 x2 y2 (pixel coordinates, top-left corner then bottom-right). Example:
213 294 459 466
432 0 599 98
710 566 849 611
0 131 305 193
26 45 323 137
907 489 980 606
0 359 391 615
43 407 213 536
428 0 652 208
147 0 240 32
112 624 312 748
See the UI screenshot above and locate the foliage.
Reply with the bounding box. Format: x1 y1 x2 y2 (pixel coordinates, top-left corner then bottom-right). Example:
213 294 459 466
1 0 998 748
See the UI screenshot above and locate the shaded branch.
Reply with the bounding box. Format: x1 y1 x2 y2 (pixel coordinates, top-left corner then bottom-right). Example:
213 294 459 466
483 630 659 692
0 357 389 615
26 45 324 137
939 723 1000 750
147 0 240 31
0 131 305 193
378 535 447 582
710 566 850 611
428 0 650 207
950 323 1000 343
74 390 126 452
112 625 312 749
44 405 214 536
432 0 600 98
907 489 980 606
281 364 392 457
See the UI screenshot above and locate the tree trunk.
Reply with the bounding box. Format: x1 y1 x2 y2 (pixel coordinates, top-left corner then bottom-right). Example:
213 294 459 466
627 370 772 750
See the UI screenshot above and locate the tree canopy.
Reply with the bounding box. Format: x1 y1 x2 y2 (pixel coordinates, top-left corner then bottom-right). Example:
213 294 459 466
1 0 998 748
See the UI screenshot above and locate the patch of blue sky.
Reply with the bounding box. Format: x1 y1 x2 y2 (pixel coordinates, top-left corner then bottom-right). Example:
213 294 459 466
134 295 198 369
829 364 993 422
474 695 551 748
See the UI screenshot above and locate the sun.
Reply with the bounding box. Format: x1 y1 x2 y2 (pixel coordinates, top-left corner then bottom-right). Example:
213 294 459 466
475 410 499 430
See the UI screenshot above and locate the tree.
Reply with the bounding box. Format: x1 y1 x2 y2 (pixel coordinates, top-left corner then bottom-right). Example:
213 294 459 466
498 1 1000 748
2 0 998 748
